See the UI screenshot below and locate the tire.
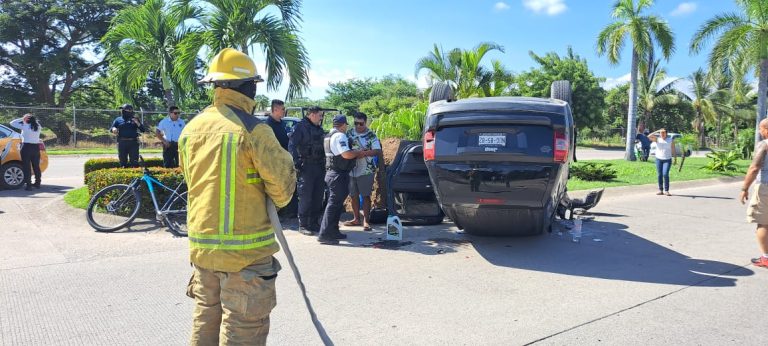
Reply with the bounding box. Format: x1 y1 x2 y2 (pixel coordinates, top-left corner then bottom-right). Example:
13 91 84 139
551 80 572 104
165 191 188 237
86 184 141 232
429 81 454 103
1 162 25 189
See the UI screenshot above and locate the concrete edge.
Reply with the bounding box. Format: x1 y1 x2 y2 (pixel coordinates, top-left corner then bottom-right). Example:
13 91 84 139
575 176 744 201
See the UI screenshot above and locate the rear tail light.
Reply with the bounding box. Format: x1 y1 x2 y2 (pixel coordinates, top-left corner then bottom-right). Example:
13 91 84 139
423 130 435 161
477 198 505 205
38 142 46 151
554 130 568 163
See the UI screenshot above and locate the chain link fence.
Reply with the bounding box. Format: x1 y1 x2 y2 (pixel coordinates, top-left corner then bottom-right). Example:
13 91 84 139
0 105 199 149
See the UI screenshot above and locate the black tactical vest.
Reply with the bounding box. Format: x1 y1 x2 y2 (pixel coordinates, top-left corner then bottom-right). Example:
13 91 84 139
324 129 356 172
294 118 325 163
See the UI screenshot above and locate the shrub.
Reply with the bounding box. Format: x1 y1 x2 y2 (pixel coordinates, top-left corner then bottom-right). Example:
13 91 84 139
570 162 618 181
370 101 427 140
84 167 184 217
84 157 164 176
703 150 740 173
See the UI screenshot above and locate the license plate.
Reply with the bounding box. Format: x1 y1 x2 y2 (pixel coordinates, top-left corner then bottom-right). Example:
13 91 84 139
478 133 505 146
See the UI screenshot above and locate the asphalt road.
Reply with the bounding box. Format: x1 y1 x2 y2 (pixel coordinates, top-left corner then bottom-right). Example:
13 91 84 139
0 155 765 345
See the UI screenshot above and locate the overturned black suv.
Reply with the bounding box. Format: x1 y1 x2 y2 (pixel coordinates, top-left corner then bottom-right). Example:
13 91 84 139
421 81 575 236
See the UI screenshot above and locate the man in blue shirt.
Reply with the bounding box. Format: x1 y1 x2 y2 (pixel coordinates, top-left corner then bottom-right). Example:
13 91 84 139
155 106 186 168
636 129 651 162
110 104 146 167
266 99 289 150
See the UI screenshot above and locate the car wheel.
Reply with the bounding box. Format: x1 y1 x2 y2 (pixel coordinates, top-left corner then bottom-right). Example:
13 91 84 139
429 81 454 103
551 80 572 104
1 162 25 189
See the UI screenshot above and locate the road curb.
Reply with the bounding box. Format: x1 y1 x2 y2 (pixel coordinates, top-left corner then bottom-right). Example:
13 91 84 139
584 176 744 200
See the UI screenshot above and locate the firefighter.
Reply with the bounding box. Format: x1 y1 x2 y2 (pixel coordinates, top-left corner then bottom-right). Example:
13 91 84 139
288 106 326 235
179 48 296 345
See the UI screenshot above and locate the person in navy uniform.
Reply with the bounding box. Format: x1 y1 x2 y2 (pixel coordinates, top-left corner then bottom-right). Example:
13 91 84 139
155 106 186 168
111 104 146 167
288 106 327 235
317 115 371 245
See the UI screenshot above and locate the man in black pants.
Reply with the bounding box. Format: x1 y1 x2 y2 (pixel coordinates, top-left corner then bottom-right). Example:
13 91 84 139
318 115 369 244
288 106 327 235
110 104 146 167
155 106 186 168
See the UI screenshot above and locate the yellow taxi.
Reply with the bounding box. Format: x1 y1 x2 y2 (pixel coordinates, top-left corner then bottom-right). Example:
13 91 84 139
0 124 49 189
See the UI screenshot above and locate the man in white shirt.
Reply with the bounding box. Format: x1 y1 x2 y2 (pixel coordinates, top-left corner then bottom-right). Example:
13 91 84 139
156 106 186 168
318 115 372 245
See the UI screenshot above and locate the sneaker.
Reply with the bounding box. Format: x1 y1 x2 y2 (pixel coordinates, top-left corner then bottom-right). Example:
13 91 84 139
317 237 339 245
665 191 671 196
299 227 316 236
751 256 768 267
33 182 41 189
24 185 32 191
656 191 664 195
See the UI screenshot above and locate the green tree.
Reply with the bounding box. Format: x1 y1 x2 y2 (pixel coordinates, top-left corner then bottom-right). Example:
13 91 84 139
102 0 200 107
636 60 684 131
687 68 718 148
596 0 675 161
690 0 768 146
0 0 132 144
326 76 419 115
514 47 607 129
180 0 310 99
604 83 630 130
415 42 504 98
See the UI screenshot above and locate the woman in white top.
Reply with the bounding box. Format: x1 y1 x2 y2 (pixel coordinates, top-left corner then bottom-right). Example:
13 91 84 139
9 114 42 190
648 128 676 196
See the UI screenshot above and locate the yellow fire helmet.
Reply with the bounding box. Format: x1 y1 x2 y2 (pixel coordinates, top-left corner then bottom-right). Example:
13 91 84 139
199 48 265 85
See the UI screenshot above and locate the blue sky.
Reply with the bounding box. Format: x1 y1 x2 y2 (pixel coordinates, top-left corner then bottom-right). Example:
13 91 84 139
259 0 739 101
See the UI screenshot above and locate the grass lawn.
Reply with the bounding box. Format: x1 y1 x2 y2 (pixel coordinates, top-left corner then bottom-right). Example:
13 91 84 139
567 157 749 191
63 186 90 209
47 148 163 155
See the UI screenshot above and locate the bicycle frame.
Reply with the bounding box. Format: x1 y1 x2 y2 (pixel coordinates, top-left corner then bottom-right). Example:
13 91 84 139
125 170 186 217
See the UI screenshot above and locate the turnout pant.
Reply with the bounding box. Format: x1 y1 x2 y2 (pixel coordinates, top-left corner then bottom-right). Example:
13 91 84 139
20 143 41 186
163 141 179 168
319 169 350 238
187 257 280 346
117 139 140 167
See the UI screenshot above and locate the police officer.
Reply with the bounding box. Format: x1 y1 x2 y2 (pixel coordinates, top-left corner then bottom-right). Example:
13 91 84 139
317 115 371 245
288 106 326 235
110 104 146 167
179 48 296 345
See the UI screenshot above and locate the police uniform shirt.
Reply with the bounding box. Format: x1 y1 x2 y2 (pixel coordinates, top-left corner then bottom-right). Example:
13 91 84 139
157 117 186 142
329 131 352 156
111 117 145 138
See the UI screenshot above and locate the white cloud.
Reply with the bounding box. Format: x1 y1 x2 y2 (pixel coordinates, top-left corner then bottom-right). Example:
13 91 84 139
494 2 510 11
523 0 567 16
601 73 631 90
670 2 697 16
407 74 431 89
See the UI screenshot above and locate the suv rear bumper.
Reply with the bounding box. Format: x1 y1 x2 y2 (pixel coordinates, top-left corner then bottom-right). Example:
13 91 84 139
443 204 550 236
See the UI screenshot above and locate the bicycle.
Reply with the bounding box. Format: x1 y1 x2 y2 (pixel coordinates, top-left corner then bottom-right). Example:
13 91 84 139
86 156 188 237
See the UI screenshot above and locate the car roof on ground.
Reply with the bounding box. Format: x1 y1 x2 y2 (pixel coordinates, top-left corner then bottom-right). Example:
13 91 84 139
428 97 569 115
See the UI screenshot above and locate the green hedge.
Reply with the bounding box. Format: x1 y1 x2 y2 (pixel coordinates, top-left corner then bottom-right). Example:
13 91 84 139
84 167 184 217
83 157 165 176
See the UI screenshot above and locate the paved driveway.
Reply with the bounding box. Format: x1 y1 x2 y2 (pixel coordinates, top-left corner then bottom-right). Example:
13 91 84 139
0 156 765 345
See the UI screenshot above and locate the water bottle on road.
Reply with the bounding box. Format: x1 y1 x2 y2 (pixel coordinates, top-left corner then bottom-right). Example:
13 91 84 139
572 218 582 243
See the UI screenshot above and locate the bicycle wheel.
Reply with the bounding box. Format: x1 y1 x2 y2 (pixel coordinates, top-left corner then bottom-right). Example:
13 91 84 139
165 191 188 237
86 184 141 232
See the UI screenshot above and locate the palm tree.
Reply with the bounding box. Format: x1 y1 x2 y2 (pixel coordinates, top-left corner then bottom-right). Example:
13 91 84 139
596 0 675 161
102 0 200 106
688 68 718 148
636 60 684 131
415 42 504 98
178 0 310 100
690 0 768 145
481 60 515 97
